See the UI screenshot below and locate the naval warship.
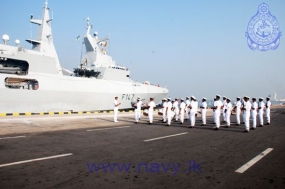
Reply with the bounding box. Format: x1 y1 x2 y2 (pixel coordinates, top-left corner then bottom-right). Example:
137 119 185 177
0 1 168 113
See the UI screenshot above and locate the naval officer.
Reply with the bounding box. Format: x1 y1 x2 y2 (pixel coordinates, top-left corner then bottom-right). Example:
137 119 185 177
233 97 242 125
188 96 198 128
211 95 223 130
225 98 232 127
200 98 207 126
161 98 167 123
222 96 227 122
265 97 271 125
179 98 186 124
147 97 156 125
242 96 251 132
251 98 258 129
113 96 121 122
258 97 265 127
173 98 179 121
185 96 190 120
166 98 173 126
134 97 142 123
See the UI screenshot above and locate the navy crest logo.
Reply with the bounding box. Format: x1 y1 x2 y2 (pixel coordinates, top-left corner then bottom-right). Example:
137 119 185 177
245 3 282 51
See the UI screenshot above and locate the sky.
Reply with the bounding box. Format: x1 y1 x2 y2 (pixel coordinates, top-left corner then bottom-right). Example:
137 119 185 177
0 0 284 100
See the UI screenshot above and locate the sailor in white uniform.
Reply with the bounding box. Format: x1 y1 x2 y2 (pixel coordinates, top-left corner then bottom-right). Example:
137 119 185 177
188 96 198 128
134 97 142 123
162 98 167 123
242 96 251 132
185 97 190 120
113 96 121 122
225 98 232 127
233 97 242 125
251 98 258 129
258 97 265 127
265 97 271 125
222 96 227 122
166 98 173 126
200 98 207 126
212 98 216 124
211 95 223 130
179 98 186 124
147 97 156 125
173 98 179 121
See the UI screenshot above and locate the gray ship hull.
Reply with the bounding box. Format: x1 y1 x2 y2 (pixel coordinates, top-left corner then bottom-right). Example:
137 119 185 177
0 73 168 113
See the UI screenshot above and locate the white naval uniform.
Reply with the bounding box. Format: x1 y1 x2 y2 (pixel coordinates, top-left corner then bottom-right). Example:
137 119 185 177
225 103 232 126
258 101 265 125
167 101 173 125
214 100 223 128
113 99 119 122
235 101 242 124
162 101 167 122
148 101 156 123
135 100 142 123
173 101 179 121
222 100 227 121
265 101 271 124
200 101 207 125
243 101 252 131
185 99 190 119
251 101 258 128
179 102 186 123
189 100 198 126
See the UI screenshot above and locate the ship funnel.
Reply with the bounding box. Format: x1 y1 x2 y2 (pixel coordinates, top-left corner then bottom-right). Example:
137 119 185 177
2 34 9 45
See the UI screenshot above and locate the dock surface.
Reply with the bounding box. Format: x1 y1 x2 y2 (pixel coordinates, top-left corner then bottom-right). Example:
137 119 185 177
1 107 285 189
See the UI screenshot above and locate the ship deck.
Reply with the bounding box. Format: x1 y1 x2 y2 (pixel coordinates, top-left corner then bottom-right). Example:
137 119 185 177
1 107 285 188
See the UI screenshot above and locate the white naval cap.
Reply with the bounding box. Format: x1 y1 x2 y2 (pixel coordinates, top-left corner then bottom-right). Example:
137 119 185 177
186 96 190 99
259 97 263 100
163 98 167 100
236 97 241 99
227 98 231 101
191 96 196 99
223 96 227 98
202 97 207 100
267 96 270 99
167 97 171 100
180 98 184 101
244 96 249 99
252 97 256 100
216 94 220 98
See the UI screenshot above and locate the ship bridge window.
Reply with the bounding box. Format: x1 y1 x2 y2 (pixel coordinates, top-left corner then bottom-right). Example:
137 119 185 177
0 58 29 75
4 77 39 90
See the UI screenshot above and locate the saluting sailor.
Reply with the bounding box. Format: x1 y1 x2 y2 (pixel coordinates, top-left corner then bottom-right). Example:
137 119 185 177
242 96 251 133
113 96 121 122
258 97 265 127
188 96 198 128
200 98 207 126
162 98 167 123
251 98 258 129
179 98 186 124
225 98 232 127
134 97 142 123
265 97 271 125
166 98 173 126
222 96 227 123
147 97 156 125
233 97 242 125
185 96 190 120
173 98 179 121
211 95 223 130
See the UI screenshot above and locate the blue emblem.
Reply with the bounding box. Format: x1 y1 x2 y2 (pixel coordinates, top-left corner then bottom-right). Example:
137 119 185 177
245 3 282 51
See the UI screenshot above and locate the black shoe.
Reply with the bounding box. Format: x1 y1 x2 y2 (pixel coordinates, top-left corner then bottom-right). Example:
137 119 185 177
226 126 229 128
165 124 170 126
251 127 256 130
180 122 183 124
236 123 240 126
243 130 249 133
134 122 138 124
259 125 263 127
266 122 270 125
188 126 194 128
213 127 219 130
148 123 152 125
